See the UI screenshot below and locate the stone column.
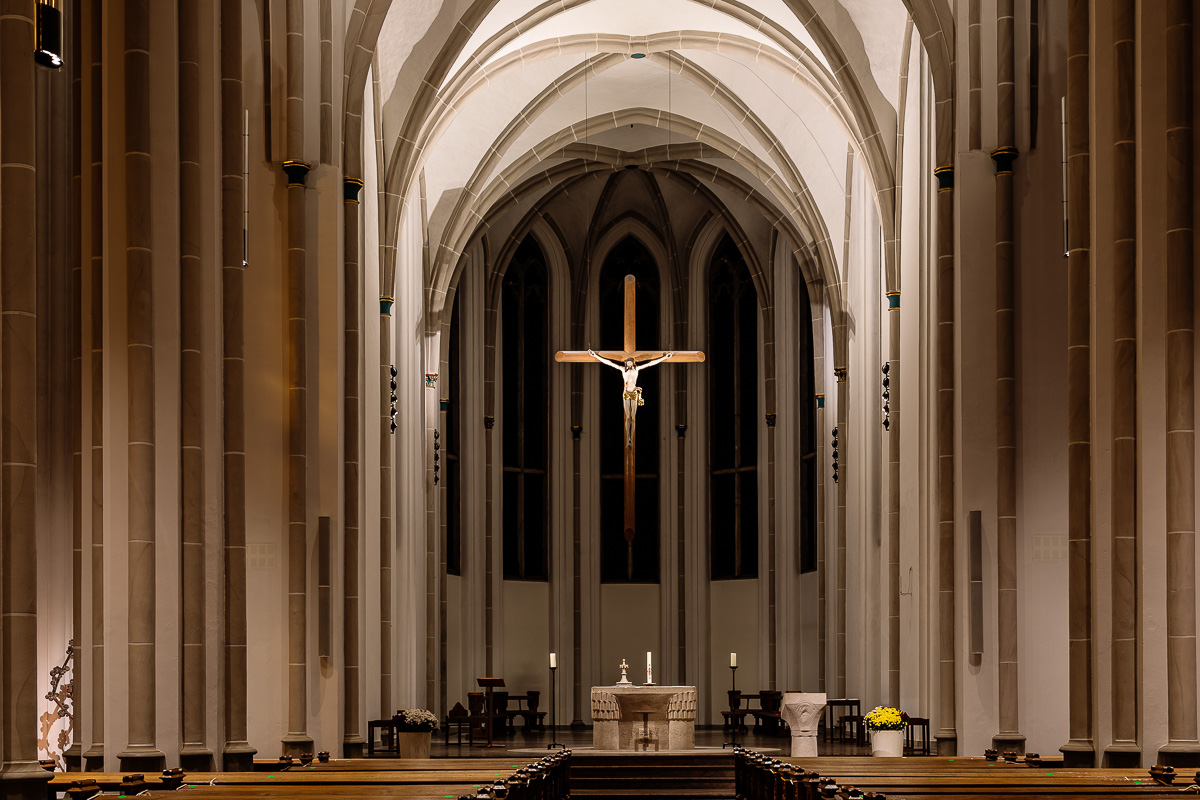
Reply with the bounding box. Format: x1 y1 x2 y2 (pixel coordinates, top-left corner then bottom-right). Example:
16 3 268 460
1159 0 1200 769
811 285 826 695
280 0 312 757
380 303 394 717
834 366 848 699
84 0 105 767
120 0 164 772
934 161 957 756
782 693 826 757
343 178 366 756
1105 0 1139 768
178 0 211 770
0 2 53 797
886 292 900 706
992 0 1024 756
221 0 255 771
1059 0 1095 768
68 0 84 770
282 158 312 756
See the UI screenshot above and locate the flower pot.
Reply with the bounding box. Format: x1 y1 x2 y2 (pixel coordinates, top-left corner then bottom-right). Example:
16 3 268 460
395 730 432 759
871 728 904 757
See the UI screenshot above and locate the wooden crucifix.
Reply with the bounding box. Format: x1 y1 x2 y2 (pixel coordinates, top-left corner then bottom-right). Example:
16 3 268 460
555 275 704 576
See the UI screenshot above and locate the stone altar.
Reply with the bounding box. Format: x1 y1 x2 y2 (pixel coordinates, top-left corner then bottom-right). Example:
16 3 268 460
781 692 826 757
591 685 697 751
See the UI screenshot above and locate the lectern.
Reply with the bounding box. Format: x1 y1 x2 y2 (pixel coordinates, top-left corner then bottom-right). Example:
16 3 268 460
476 677 506 748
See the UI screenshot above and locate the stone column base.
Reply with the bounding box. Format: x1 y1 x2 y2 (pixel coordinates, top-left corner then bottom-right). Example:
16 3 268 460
1103 743 1141 768
222 743 258 772
281 735 314 758
343 736 366 759
117 747 166 774
62 744 83 771
179 746 214 772
82 745 105 772
991 733 1026 755
1059 740 1096 768
1158 743 1200 768
0 761 54 800
934 730 957 756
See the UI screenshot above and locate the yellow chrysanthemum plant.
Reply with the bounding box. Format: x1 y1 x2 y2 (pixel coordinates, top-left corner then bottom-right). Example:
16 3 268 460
864 706 907 731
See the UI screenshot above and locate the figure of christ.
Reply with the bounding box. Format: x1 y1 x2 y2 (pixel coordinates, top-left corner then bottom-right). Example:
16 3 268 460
587 349 673 448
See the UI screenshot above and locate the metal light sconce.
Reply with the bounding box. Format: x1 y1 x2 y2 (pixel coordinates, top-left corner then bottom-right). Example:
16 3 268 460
389 365 398 434
831 426 839 484
881 363 891 430
34 0 64 69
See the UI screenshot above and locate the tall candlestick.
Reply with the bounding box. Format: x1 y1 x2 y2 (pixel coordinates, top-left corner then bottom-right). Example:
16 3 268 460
730 652 737 668
550 652 556 669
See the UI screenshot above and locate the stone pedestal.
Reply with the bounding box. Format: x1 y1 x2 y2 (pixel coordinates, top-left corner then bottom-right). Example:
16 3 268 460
782 692 825 757
591 686 696 751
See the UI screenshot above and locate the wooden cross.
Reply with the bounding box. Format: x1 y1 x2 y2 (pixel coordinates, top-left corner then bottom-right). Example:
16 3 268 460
555 275 704 578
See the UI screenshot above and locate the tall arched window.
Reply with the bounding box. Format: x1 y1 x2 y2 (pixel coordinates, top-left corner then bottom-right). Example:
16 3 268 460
709 234 758 580
599 236 660 583
501 237 549 581
445 295 461 576
796 281 817 573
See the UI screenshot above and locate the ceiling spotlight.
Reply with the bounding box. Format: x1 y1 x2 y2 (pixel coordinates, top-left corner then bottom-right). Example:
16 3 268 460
34 0 63 69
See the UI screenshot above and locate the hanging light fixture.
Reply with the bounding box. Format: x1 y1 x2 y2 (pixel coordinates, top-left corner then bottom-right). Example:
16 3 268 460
34 0 64 70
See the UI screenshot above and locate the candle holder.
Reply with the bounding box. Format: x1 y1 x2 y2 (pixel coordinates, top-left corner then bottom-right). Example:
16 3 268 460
547 665 563 750
722 664 739 748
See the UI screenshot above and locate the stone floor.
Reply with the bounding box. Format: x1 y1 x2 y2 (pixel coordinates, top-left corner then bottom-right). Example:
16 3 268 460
426 724 874 758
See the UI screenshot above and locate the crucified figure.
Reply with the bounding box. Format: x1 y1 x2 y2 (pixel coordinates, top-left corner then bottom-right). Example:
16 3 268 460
587 348 673 447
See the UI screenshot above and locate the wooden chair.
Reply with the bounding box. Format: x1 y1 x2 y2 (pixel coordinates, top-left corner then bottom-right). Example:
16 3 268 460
517 690 547 732
721 690 749 732
490 690 511 735
751 690 784 735
904 715 931 755
443 702 471 746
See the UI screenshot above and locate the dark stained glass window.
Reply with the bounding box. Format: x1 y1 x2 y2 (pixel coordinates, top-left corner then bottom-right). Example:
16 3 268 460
501 237 549 581
709 235 758 580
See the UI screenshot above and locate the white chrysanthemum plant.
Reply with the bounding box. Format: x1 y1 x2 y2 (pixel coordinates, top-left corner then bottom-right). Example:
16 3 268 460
393 708 440 732
864 706 907 731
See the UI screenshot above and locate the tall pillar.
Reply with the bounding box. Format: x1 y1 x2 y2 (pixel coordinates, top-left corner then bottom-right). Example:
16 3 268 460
834 366 848 698
380 303 395 718
282 158 312 756
119 0 164 772
84 0 106 768
886 292 900 707
992 0 1024 756
934 161 957 756
280 0 312 757
343 177 366 757
1105 0 1139 767
1159 0 1200 768
68 0 84 770
1059 0 1095 768
0 2 53 797
178 0 211 770
220 0 255 771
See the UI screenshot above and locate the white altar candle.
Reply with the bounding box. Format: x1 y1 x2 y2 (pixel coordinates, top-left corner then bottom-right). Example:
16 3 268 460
647 651 652 682
550 652 557 669
730 652 737 668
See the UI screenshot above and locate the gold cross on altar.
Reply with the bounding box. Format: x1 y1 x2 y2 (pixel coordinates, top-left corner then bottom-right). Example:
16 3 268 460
555 275 704 579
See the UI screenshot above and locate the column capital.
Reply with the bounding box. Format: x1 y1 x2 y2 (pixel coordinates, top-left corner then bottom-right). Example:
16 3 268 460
282 160 311 186
344 178 364 202
934 165 954 190
991 147 1019 174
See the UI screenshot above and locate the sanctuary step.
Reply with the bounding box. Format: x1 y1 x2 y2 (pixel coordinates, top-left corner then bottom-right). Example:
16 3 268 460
571 752 735 799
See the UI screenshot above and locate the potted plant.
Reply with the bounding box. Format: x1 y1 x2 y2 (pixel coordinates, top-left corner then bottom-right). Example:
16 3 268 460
864 706 906 757
392 709 439 759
